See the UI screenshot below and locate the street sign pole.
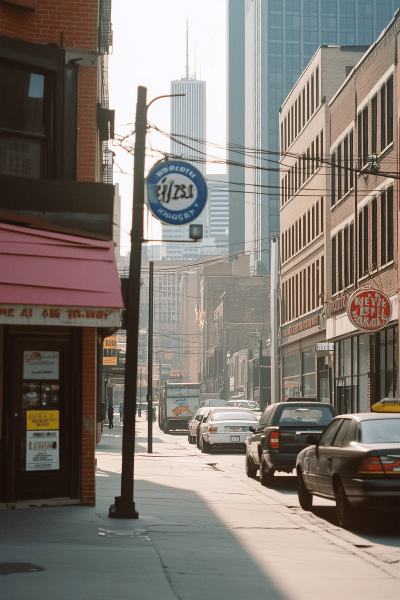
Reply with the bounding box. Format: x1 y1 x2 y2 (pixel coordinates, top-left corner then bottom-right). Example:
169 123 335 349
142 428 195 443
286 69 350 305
147 260 154 453
109 86 147 518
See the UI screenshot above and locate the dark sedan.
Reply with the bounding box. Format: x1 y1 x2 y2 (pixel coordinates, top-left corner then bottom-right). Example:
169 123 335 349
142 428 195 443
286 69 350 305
245 401 338 485
296 413 400 529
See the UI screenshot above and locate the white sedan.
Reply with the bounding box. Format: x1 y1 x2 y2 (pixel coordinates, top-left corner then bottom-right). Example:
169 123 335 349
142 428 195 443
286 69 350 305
198 407 259 453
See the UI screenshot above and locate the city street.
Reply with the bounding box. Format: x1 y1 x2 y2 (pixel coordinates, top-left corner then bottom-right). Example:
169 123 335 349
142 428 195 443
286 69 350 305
1 416 400 600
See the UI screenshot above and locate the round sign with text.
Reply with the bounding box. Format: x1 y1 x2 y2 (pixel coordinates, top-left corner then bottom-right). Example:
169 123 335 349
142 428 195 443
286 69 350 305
146 160 208 225
347 288 392 331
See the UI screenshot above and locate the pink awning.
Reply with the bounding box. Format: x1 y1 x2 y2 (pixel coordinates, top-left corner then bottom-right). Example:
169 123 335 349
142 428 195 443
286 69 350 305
0 222 124 309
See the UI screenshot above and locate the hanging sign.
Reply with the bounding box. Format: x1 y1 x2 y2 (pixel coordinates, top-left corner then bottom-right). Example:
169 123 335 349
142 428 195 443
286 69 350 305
146 159 208 225
347 288 392 332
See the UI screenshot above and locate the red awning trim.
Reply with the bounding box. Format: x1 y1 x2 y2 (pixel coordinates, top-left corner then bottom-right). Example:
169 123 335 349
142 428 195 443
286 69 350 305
0 222 124 310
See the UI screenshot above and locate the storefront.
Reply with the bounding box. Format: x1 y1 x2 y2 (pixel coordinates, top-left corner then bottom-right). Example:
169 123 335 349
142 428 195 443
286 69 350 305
0 221 123 506
328 289 398 413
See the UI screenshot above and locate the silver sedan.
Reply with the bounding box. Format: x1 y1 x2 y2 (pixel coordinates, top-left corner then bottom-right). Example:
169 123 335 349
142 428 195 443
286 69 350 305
198 407 259 453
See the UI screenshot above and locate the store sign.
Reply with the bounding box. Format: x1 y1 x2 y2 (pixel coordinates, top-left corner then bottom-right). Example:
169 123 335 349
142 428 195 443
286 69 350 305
316 342 334 351
23 351 59 380
347 289 392 332
103 335 117 349
0 304 121 327
146 159 208 225
103 356 117 366
26 410 60 471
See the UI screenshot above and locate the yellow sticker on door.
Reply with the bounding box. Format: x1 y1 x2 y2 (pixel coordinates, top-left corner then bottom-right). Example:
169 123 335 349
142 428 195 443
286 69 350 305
26 410 60 430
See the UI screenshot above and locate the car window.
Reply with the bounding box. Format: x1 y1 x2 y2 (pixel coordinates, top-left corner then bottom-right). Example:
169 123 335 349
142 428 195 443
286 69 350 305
319 419 343 447
357 418 400 443
211 410 258 421
278 406 335 427
332 419 352 447
258 405 274 427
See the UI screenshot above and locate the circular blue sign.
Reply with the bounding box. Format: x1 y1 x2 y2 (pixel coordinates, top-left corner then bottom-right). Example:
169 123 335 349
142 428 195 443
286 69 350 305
146 160 208 225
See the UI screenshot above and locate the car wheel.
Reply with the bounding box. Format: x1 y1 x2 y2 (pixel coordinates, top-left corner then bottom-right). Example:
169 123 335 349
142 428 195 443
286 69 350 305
297 468 313 511
335 480 357 530
196 433 201 449
245 454 257 478
259 455 274 486
201 436 212 453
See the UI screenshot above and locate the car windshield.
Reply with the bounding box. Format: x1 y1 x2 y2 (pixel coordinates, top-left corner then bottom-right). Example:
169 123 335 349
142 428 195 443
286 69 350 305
278 406 334 426
211 411 257 421
358 419 400 443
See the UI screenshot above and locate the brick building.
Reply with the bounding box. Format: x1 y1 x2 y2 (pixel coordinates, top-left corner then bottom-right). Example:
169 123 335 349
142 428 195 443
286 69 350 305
327 14 399 412
279 46 367 403
0 1 121 507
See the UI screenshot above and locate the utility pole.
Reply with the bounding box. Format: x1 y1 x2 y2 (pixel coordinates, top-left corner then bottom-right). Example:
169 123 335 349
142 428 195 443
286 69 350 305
109 86 147 519
147 260 154 453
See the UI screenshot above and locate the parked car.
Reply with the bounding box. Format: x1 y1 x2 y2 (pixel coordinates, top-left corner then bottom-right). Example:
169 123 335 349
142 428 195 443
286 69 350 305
296 412 400 529
198 407 259 453
227 400 260 411
245 401 338 484
187 407 211 444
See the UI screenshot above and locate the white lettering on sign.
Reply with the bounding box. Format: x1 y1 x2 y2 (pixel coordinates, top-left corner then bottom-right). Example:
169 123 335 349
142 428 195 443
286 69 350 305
0 304 121 328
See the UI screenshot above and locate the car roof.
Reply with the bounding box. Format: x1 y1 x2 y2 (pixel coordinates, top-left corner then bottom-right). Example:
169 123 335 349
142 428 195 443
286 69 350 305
334 412 400 421
279 402 335 408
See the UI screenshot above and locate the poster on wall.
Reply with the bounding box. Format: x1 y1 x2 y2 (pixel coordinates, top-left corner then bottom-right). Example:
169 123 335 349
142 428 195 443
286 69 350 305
23 351 59 380
26 430 59 471
26 410 60 471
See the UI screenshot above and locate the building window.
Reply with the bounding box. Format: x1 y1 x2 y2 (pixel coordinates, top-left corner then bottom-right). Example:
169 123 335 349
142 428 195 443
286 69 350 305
362 106 368 166
332 236 337 295
337 143 342 199
302 349 316 397
331 151 336 205
307 266 311 312
388 186 394 262
358 210 363 278
381 83 386 150
338 230 343 291
387 76 393 145
343 136 349 194
311 74 315 115
349 223 354 284
381 191 386 265
344 227 349 288
363 204 368 275
371 95 377 155
372 197 377 268
349 130 354 189
307 81 310 121
316 67 319 108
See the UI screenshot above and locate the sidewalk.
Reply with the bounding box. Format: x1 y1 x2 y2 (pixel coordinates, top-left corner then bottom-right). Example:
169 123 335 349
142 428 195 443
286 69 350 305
1 417 400 600
0 417 286 600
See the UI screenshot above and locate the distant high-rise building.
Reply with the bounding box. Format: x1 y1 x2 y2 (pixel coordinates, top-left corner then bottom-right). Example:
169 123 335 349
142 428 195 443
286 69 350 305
207 174 229 247
162 25 207 260
228 0 400 274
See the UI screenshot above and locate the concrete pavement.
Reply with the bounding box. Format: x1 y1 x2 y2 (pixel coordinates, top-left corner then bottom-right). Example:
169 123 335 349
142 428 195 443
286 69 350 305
1 417 400 600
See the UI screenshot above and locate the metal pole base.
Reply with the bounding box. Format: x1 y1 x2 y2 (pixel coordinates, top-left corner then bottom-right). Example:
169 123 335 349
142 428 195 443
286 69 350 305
109 497 139 519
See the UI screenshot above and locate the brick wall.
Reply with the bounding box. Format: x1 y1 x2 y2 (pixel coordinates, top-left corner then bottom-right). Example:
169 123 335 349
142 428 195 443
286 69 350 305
81 327 97 506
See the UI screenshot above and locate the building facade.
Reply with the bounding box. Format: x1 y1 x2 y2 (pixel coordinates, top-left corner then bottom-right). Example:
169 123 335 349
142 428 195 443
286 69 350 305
239 0 400 274
279 46 367 403
0 0 121 507
327 14 399 413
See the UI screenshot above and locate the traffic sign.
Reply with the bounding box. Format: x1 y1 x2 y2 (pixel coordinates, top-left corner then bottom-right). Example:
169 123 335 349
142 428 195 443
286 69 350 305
146 160 208 225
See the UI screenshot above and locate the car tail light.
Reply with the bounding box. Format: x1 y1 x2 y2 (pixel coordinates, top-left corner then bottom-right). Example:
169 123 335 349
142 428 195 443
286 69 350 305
358 457 384 475
379 455 400 475
269 431 279 449
209 426 218 432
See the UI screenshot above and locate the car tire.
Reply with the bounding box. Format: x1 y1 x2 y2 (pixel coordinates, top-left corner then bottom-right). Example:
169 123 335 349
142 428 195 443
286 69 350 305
188 432 194 444
335 480 357 530
201 435 212 453
297 468 313 511
259 455 275 486
245 454 257 478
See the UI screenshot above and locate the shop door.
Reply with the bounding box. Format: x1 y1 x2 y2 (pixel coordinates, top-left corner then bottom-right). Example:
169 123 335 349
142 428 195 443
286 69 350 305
337 386 352 415
5 329 78 502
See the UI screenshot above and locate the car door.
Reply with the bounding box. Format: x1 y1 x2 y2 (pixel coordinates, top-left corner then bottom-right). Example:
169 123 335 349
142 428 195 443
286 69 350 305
249 405 275 462
312 419 343 493
317 419 353 496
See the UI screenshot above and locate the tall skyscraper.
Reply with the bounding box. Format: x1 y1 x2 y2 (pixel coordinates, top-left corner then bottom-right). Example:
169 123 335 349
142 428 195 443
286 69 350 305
228 0 400 274
162 25 207 260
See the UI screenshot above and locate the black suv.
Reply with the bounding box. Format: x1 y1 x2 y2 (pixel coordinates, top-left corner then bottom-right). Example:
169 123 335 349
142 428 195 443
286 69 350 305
245 401 338 486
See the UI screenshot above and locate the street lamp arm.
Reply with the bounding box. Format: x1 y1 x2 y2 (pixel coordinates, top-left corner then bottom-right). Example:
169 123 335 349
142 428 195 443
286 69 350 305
147 94 185 112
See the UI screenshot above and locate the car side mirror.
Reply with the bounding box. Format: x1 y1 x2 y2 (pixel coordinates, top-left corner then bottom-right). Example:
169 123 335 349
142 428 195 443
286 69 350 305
305 434 319 445
249 426 255 433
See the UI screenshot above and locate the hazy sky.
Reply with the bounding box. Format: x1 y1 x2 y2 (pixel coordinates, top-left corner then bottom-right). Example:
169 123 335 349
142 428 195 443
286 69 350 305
108 0 227 254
